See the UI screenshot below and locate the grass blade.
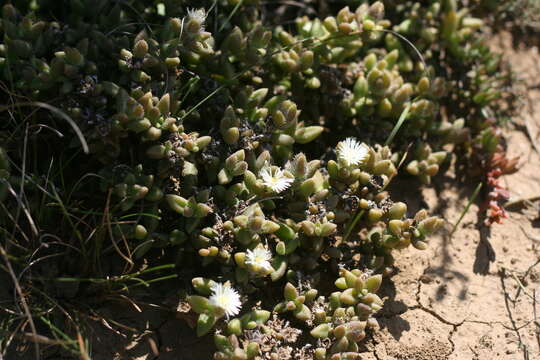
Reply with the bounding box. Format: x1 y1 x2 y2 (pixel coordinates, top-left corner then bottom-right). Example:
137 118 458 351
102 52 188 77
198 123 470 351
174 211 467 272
450 182 483 237
0 102 89 154
385 103 410 146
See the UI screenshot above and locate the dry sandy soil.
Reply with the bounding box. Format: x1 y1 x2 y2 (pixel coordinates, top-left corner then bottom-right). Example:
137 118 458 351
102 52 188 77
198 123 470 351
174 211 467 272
361 32 540 360
9 32 540 360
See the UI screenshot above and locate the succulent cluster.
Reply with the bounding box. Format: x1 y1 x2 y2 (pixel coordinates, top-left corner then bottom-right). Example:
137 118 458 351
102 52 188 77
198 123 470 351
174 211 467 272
0 0 515 358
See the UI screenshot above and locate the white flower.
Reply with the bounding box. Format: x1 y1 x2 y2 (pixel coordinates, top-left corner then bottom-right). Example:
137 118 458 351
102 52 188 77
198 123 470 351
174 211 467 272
209 283 241 318
187 8 207 27
245 246 273 273
259 166 294 193
336 138 369 167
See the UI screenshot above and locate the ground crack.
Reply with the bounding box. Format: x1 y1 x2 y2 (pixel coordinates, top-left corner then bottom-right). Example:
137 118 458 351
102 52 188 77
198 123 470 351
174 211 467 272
372 347 383 360
414 260 466 356
376 307 409 319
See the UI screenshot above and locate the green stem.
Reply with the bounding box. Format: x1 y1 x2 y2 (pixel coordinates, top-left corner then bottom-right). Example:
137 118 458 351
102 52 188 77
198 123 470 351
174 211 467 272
343 209 365 242
450 182 482 237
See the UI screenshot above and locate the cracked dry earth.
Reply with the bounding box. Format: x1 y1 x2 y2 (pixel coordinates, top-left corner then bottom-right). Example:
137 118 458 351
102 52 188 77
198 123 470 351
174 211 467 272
28 32 539 360
360 32 540 360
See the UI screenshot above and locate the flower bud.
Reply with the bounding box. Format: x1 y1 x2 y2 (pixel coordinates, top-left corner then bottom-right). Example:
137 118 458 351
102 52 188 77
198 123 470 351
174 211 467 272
284 283 298 301
295 126 324 144
188 295 210 314
311 324 331 338
133 39 149 58
365 274 382 293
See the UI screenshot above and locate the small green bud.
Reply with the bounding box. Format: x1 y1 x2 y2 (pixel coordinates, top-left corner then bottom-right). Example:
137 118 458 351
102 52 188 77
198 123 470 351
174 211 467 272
253 310 271 324
274 133 295 146
194 203 212 217
300 50 314 70
368 208 383 223
334 324 347 338
300 221 316 236
419 216 442 234
305 289 318 302
365 274 382 293
311 324 332 338
227 318 242 335
306 77 321 89
248 88 268 107
65 47 84 66
364 53 377 71
318 222 337 237
146 144 167 159
406 160 420 176
187 295 210 314
299 178 317 198
293 304 312 321
165 57 181 67
340 288 357 305
272 110 287 128
234 252 247 267
214 334 232 353
225 150 245 170
323 16 338 32
432 151 447 164
363 18 375 31
166 194 188 214
393 84 413 104
223 127 240 145
388 202 407 220
377 98 392 117
132 70 151 82
197 313 216 337
426 164 439 177
354 76 369 98
343 270 357 288
133 39 149 59
134 224 147 240
261 220 280 234
330 292 342 309
284 283 298 301
144 127 161 141
275 223 296 242
157 93 170 115
295 126 324 144
417 77 430 93
224 27 244 56
246 342 260 358
335 277 348 290
314 348 327 360
413 240 428 250
331 336 350 353
384 49 399 68
388 220 403 236
271 256 288 281
217 169 233 185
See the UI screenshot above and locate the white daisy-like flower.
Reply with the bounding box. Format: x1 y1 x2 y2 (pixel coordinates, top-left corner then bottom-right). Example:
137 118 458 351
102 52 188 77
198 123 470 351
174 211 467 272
259 166 294 193
209 283 242 318
187 8 207 26
336 137 369 167
245 246 273 273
